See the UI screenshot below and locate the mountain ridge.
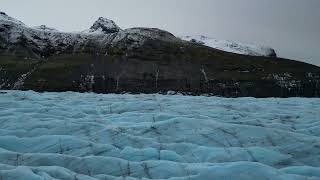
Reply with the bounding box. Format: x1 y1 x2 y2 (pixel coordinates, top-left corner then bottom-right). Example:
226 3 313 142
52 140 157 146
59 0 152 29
179 35 277 58
0 12 319 97
0 11 278 58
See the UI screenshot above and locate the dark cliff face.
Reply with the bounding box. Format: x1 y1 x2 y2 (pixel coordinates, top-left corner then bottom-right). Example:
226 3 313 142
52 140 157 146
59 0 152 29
0 13 320 97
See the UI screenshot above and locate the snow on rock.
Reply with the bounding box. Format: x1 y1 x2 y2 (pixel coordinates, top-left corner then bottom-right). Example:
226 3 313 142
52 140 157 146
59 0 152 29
0 12 24 26
0 12 178 58
0 90 319 179
180 35 277 57
0 13 114 57
88 17 122 34
2 11 277 60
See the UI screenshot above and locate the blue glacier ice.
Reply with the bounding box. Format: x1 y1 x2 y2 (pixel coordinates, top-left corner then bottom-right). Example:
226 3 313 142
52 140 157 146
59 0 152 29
0 90 319 179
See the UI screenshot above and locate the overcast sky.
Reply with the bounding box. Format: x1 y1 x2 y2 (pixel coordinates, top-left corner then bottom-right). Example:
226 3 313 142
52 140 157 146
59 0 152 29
1 0 319 66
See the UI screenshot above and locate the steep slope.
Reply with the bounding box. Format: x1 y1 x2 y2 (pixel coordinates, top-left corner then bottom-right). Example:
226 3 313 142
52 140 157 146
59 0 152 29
180 35 277 57
0 12 319 97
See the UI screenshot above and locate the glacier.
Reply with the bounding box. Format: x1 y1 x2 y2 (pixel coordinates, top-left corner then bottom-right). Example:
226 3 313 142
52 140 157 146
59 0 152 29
0 90 319 179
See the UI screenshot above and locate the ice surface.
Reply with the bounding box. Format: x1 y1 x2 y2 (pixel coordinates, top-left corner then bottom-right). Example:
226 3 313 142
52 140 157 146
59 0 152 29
0 90 319 179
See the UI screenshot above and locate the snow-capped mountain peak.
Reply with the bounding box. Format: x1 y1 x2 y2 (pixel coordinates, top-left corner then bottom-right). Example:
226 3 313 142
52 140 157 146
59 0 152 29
0 12 178 58
1 11 277 59
88 17 121 34
180 35 277 57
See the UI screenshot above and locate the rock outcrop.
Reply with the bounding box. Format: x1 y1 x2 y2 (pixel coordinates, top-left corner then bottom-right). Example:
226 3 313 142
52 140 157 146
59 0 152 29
88 17 121 33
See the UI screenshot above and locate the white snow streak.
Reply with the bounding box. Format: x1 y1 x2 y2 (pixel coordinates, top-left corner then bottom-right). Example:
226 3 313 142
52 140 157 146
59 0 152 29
180 35 277 57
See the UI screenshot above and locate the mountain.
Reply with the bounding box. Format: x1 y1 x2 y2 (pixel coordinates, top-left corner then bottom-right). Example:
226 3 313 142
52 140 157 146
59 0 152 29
0 12 319 97
179 35 277 57
0 12 177 57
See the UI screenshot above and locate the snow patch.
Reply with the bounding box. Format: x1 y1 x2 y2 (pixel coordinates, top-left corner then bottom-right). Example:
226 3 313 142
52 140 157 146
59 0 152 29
180 35 277 57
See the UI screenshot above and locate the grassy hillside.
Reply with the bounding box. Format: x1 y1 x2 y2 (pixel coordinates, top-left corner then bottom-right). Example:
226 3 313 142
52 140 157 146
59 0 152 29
0 40 319 97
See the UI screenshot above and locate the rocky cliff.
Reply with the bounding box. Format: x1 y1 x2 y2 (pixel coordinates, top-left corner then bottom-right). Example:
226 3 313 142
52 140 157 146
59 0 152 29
0 12 319 97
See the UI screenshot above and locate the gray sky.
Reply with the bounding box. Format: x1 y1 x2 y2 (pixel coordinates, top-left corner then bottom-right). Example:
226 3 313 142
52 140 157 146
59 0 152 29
1 0 320 66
